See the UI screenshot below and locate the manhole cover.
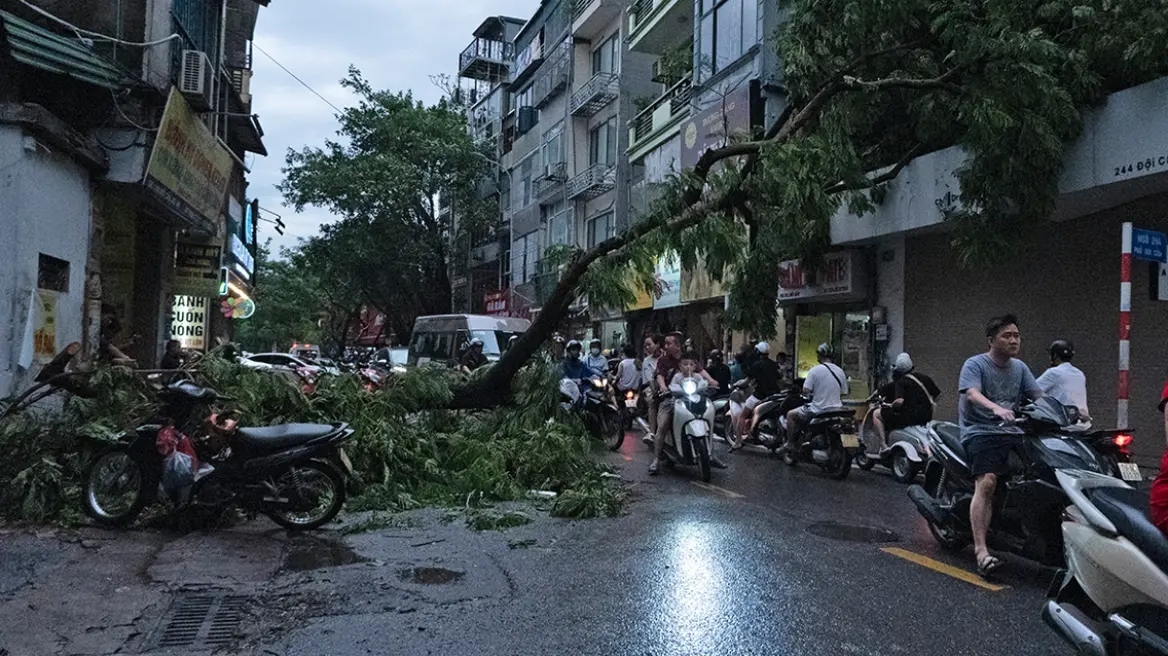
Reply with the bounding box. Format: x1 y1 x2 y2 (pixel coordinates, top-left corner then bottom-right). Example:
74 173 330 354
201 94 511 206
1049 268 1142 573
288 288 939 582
152 595 249 649
398 567 465 585
807 521 900 544
282 535 367 572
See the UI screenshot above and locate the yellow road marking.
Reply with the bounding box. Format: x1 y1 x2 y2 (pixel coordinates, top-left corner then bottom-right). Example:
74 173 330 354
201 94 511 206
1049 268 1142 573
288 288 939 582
691 481 745 499
881 547 1009 592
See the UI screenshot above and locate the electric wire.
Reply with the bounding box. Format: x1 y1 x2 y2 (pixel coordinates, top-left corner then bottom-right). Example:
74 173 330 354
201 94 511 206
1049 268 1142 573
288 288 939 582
250 41 343 114
18 0 181 47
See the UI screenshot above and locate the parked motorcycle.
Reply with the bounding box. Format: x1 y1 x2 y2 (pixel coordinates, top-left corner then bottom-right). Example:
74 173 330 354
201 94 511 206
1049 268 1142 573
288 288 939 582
82 380 355 531
1044 468 1168 655
662 376 718 482
560 378 624 450
856 394 931 483
907 398 1115 566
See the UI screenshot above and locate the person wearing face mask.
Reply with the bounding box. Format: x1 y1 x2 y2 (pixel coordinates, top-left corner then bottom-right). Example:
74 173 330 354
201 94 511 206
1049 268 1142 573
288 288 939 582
585 338 608 374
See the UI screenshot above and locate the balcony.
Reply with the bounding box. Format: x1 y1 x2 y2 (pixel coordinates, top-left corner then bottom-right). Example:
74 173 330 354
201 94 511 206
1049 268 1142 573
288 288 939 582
459 38 512 81
567 163 616 201
531 41 570 108
628 0 692 54
628 75 693 162
535 161 568 200
571 0 623 40
570 72 619 117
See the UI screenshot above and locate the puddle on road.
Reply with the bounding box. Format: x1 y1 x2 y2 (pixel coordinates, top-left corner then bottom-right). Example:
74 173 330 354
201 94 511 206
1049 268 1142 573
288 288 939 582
398 567 465 585
806 521 900 544
282 535 367 571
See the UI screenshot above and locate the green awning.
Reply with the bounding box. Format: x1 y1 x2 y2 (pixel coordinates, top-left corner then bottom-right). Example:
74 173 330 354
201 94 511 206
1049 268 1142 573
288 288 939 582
0 10 131 89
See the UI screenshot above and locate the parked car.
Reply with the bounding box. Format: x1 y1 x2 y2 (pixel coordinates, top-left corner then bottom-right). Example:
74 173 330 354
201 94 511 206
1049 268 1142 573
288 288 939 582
407 315 531 367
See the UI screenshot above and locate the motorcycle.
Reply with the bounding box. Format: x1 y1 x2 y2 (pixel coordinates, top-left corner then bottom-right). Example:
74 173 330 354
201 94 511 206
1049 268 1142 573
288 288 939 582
663 376 718 482
779 404 859 480
907 398 1115 566
724 380 792 452
560 377 624 451
1044 469 1168 655
82 380 355 531
855 394 931 483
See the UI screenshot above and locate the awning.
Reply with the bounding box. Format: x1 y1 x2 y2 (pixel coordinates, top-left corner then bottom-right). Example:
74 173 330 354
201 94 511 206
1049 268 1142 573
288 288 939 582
0 11 131 90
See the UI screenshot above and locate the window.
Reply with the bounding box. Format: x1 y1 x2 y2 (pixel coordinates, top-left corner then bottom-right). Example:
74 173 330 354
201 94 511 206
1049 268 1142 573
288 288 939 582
510 231 540 284
697 0 757 81
592 34 620 75
514 84 534 110
510 154 536 210
37 254 69 292
589 117 618 167
586 212 614 249
544 202 571 246
542 122 564 169
501 248 511 286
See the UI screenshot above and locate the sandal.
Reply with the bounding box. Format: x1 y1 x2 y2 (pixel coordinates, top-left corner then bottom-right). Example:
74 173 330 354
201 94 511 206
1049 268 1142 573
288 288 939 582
977 554 1003 577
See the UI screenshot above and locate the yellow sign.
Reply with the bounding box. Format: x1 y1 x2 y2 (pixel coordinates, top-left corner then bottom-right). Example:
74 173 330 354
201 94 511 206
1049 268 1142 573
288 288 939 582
795 315 831 378
626 266 654 311
144 88 233 230
33 290 57 363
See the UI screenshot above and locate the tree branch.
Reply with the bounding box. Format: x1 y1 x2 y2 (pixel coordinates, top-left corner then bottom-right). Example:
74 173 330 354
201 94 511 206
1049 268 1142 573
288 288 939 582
823 143 927 194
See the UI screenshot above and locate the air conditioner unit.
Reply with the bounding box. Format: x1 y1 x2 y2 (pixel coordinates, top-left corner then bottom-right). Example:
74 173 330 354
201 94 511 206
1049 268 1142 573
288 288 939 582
179 50 214 111
230 68 253 106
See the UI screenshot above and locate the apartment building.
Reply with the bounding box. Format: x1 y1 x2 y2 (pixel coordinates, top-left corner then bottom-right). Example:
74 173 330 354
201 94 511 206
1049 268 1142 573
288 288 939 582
1 0 269 395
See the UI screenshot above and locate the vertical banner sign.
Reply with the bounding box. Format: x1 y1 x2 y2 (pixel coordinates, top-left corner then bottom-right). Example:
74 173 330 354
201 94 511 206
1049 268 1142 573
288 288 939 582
170 295 208 351
33 290 58 363
174 241 222 297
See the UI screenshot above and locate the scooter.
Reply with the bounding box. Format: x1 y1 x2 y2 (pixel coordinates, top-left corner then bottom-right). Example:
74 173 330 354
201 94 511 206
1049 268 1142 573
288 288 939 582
907 398 1114 566
856 395 931 483
559 377 624 451
779 405 859 480
1044 469 1168 655
724 380 799 452
662 376 718 482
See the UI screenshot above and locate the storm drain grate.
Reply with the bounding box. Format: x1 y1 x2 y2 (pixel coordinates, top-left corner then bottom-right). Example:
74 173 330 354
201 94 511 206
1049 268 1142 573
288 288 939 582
153 594 250 649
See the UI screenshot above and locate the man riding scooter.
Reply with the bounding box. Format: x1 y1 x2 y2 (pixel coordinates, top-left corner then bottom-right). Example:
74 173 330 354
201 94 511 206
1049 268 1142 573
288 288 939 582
650 332 727 474
560 340 602 409
871 353 941 445
1035 339 1091 432
781 343 848 455
733 342 782 450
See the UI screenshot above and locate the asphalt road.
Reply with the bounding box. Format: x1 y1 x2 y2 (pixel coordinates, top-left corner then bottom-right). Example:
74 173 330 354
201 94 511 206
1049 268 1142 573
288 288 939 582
267 435 1071 656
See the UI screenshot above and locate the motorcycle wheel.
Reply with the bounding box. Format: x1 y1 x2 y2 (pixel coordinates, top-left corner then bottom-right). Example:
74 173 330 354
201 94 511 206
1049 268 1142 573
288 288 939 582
892 451 919 484
823 436 852 480
601 408 624 451
83 446 149 527
265 460 346 531
696 440 712 482
723 416 743 450
926 475 969 553
854 452 877 471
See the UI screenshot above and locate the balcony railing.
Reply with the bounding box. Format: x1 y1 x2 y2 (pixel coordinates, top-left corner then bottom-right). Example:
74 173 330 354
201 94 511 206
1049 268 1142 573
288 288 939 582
570 72 619 117
459 38 512 81
535 161 568 199
532 41 570 108
567 163 616 201
628 75 692 151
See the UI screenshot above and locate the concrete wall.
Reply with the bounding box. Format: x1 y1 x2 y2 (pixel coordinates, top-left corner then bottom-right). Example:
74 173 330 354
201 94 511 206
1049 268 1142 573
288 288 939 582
903 192 1168 465
0 125 92 396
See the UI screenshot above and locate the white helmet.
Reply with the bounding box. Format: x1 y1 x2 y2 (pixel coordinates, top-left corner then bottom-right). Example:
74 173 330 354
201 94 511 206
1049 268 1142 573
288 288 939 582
755 341 770 355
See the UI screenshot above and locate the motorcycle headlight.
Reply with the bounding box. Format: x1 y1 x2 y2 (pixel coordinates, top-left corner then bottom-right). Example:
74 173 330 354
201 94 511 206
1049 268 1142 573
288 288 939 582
682 381 697 395
591 379 606 389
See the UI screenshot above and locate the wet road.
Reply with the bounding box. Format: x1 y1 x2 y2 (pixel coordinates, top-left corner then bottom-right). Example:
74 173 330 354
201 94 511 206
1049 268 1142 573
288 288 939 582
272 435 1071 656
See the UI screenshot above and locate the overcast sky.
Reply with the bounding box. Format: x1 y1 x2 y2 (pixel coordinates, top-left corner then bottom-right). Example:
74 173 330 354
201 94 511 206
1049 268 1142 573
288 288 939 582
248 0 538 252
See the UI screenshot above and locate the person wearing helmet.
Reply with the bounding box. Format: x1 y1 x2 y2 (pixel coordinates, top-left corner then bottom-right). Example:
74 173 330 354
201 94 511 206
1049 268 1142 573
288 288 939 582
650 331 726 474
460 338 488 372
872 353 942 445
782 343 849 454
734 341 781 445
585 338 608 374
506 334 520 353
1035 339 1091 431
706 349 731 391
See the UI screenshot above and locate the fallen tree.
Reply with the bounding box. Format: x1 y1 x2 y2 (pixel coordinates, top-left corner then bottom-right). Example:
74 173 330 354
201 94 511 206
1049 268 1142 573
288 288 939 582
450 0 1168 408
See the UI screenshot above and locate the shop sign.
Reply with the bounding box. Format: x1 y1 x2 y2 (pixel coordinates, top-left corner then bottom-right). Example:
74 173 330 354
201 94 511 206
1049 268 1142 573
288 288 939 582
795 315 832 379
144 89 233 230
170 295 208 351
654 252 683 309
229 234 254 278
33 290 57 363
680 85 754 170
485 290 509 316
174 241 222 297
778 252 854 301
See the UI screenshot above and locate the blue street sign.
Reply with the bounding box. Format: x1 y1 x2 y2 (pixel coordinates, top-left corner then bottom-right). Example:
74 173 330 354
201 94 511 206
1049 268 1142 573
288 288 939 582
1132 227 1168 263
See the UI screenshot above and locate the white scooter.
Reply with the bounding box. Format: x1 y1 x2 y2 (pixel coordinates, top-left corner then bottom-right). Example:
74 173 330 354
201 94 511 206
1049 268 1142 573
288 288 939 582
1044 468 1168 655
664 376 717 482
856 397 930 483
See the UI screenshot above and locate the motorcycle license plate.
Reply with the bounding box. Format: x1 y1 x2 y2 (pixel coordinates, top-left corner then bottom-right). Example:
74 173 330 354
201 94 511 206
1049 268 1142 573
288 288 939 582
840 433 860 449
1118 462 1142 482
337 448 354 476
624 399 637 408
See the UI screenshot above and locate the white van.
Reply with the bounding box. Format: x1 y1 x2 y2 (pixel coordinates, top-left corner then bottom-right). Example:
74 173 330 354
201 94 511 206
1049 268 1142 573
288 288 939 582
408 314 531 367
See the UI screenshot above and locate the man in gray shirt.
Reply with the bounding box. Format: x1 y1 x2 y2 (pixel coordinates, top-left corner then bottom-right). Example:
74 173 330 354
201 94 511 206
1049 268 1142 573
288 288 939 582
958 313 1043 576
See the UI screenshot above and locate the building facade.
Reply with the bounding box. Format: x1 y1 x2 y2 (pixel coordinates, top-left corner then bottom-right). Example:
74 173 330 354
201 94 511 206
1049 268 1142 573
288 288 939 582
0 0 269 397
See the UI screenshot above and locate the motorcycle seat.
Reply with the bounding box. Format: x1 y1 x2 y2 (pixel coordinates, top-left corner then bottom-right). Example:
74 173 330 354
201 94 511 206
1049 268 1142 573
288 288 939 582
809 409 855 424
1087 487 1168 572
237 423 337 450
933 422 967 461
